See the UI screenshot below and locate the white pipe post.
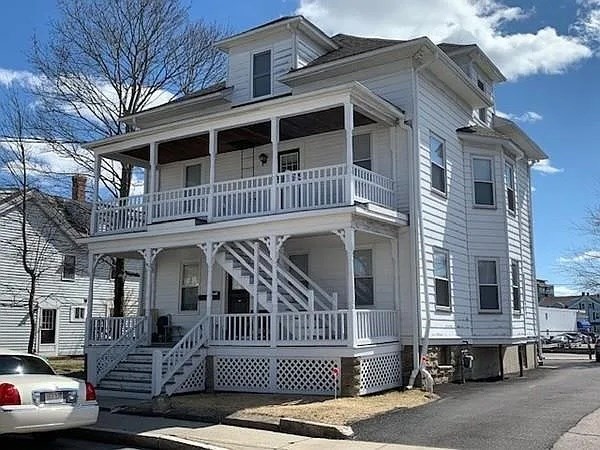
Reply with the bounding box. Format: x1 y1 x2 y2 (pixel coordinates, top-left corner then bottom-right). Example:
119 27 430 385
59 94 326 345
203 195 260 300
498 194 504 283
344 228 356 346
205 241 213 318
84 253 96 349
269 236 279 347
344 101 355 205
208 130 216 221
143 249 153 345
91 154 100 234
147 142 157 225
270 118 279 213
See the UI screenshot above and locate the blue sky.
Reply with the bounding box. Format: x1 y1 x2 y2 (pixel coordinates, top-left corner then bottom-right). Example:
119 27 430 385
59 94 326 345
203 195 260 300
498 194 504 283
0 1 598 295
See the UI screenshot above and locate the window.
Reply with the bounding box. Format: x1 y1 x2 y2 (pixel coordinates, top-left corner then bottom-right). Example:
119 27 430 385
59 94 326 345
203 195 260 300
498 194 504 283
478 108 487 122
430 133 446 194
70 305 86 322
477 79 486 92
473 157 495 206
354 249 374 306
278 149 300 172
40 309 56 344
511 260 521 311
504 162 515 213
433 249 451 308
252 50 271 98
353 134 371 170
478 260 499 311
289 254 309 288
180 264 199 312
62 255 76 280
185 164 202 187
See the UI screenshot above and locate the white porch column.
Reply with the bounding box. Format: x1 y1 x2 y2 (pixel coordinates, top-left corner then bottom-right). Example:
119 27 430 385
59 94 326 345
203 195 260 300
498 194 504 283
334 228 356 346
344 101 355 205
270 117 279 213
391 236 401 338
84 253 100 349
205 241 214 316
147 142 157 224
139 248 162 344
91 154 100 234
208 129 216 221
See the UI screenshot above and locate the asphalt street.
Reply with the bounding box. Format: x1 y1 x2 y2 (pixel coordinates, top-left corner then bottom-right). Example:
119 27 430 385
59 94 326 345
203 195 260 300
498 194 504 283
354 355 600 449
0 434 143 450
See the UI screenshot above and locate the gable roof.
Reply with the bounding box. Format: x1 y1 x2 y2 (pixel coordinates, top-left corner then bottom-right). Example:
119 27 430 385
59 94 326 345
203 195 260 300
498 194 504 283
539 294 600 309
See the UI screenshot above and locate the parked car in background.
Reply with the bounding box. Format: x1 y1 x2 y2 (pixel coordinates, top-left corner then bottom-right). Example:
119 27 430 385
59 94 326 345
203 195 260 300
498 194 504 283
0 349 98 439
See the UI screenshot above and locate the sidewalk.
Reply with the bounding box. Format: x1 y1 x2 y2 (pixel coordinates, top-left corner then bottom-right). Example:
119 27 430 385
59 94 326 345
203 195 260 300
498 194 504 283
553 406 600 449
81 410 451 450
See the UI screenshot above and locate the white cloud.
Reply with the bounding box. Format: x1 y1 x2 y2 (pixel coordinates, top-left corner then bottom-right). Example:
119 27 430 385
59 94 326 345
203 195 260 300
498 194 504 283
532 160 564 175
573 0 600 47
297 0 593 80
558 251 600 264
553 285 581 296
0 69 41 88
496 110 543 123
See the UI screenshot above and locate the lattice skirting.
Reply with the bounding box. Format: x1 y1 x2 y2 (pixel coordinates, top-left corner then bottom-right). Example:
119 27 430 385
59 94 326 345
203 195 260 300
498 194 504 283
359 352 402 395
173 359 206 394
214 356 340 395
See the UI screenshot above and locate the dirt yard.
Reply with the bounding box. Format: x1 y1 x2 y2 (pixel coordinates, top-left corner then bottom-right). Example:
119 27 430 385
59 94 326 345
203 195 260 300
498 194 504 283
163 389 434 425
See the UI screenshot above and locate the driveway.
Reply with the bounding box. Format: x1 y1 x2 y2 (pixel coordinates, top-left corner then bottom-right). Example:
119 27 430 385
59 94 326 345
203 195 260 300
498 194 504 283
354 355 600 450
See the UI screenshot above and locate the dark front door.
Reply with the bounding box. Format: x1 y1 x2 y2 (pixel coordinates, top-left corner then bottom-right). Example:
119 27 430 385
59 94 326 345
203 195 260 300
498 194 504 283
227 275 250 313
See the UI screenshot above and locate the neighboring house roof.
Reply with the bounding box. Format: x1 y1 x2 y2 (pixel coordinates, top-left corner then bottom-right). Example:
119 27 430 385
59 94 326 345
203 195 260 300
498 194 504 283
168 81 228 104
539 294 600 309
0 188 91 239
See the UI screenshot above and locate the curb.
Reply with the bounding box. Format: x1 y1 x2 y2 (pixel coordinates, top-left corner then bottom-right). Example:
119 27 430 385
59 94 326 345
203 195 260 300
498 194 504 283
71 426 228 450
279 417 354 440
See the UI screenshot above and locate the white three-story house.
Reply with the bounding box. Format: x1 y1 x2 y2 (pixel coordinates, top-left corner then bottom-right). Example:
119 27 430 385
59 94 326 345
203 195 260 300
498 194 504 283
84 16 546 398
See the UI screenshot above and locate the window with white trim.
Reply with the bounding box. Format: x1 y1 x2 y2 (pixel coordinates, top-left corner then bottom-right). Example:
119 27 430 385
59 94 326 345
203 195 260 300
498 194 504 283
180 263 199 312
430 133 446 194
62 255 76 281
478 259 499 311
473 157 495 206
185 164 202 187
40 309 57 344
252 50 271 98
353 134 371 170
354 249 374 306
477 80 487 122
504 161 515 213
511 260 521 311
70 305 86 322
433 249 451 308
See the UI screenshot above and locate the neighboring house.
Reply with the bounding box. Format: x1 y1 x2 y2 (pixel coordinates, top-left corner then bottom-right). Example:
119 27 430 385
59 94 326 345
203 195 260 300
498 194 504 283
0 177 140 356
540 293 600 333
84 15 546 398
537 279 554 302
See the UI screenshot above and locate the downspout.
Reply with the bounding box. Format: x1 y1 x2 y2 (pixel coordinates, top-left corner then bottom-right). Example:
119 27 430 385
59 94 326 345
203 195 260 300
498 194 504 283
407 47 437 389
527 160 544 363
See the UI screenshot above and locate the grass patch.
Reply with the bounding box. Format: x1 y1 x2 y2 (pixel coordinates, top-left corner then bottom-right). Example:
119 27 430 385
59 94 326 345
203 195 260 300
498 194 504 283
48 356 85 379
165 389 433 426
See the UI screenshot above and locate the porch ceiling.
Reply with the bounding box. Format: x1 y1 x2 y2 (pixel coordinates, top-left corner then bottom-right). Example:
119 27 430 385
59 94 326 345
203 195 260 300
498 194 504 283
117 107 375 165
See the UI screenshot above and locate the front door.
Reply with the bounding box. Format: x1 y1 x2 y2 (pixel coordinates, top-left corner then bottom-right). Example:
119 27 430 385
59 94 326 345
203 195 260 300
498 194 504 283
227 275 250 313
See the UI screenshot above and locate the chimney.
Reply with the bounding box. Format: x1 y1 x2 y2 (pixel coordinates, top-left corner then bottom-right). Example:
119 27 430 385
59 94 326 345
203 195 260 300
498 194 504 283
71 174 87 202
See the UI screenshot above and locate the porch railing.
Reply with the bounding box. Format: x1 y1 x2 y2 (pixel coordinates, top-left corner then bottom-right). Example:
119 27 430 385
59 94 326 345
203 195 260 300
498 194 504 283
355 309 399 345
209 313 271 345
93 164 396 235
88 316 144 345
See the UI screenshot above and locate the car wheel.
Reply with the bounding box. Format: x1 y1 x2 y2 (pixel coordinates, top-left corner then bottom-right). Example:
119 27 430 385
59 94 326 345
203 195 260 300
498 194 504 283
32 431 59 442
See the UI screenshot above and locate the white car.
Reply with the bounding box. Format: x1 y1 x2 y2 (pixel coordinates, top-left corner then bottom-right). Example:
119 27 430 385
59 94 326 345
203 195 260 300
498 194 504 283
0 349 99 438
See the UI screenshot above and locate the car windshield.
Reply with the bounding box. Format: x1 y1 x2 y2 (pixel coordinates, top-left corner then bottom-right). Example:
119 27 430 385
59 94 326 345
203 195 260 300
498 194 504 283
0 355 55 375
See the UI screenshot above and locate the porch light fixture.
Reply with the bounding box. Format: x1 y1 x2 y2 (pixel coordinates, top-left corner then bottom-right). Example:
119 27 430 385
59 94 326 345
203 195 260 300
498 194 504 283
259 153 268 165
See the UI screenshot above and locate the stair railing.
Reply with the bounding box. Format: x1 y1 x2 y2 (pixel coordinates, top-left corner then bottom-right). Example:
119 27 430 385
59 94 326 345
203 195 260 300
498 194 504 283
279 253 337 310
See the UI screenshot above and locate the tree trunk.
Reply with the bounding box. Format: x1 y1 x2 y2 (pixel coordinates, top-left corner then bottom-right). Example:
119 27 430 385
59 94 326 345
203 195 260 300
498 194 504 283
112 164 132 317
27 278 37 354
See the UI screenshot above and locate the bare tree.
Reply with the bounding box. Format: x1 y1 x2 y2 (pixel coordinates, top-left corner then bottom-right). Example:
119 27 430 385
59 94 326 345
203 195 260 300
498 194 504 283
562 208 600 293
30 0 227 316
0 89 68 353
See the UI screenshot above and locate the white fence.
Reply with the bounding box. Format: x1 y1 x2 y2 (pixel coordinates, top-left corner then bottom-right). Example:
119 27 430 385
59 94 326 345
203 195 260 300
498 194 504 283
93 164 395 235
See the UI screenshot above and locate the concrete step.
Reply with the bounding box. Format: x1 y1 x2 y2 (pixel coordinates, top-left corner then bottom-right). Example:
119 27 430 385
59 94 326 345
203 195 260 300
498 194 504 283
106 370 152 382
96 388 152 400
98 379 151 392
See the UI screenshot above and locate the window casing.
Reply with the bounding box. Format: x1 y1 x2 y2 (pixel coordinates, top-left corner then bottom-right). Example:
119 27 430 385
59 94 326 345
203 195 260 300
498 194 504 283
252 50 271 98
433 249 451 308
504 162 515 213
40 309 57 344
353 134 371 170
70 306 86 322
62 255 76 281
473 157 495 206
185 164 202 187
180 263 199 312
354 249 374 306
430 133 446 194
511 260 521 311
278 149 300 172
478 259 499 311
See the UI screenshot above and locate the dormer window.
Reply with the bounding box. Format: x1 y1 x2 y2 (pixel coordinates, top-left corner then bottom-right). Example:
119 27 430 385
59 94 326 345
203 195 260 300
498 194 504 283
252 50 271 98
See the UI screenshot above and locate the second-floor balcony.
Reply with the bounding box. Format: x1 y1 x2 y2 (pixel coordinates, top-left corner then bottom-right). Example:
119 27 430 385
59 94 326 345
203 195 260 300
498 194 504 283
94 163 395 235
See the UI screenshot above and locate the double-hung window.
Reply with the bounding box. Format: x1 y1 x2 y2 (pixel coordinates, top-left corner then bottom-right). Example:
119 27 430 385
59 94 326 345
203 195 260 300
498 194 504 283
478 259 499 311
504 162 515 213
511 260 521 311
354 249 374 306
353 134 372 170
430 134 446 194
62 255 76 281
473 157 495 206
477 80 487 122
433 249 451 308
180 264 199 312
252 50 271 98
